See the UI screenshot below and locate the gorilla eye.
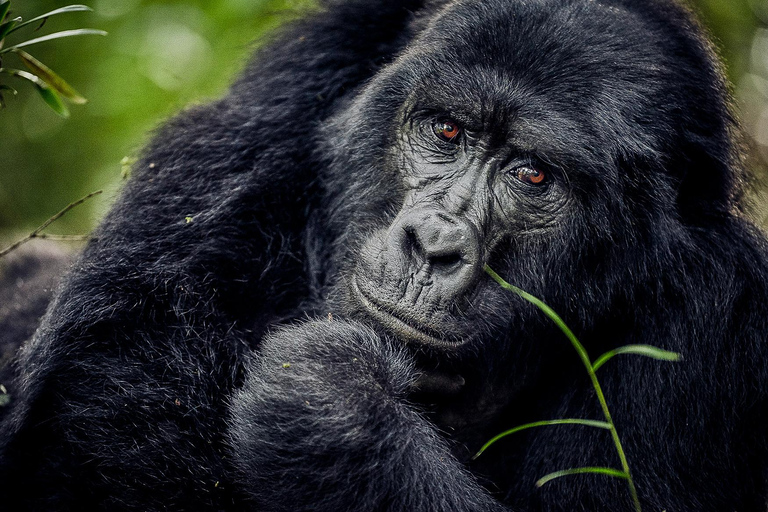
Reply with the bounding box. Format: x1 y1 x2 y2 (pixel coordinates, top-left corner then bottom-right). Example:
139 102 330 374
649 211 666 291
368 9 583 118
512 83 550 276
432 120 461 143
515 166 546 185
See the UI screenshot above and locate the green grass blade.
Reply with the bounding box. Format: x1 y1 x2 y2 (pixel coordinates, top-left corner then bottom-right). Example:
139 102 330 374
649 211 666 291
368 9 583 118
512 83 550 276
536 467 628 488
485 265 643 511
15 49 86 103
1 29 107 53
473 419 611 460
593 345 681 372
3 68 69 116
6 5 94 36
484 266 592 369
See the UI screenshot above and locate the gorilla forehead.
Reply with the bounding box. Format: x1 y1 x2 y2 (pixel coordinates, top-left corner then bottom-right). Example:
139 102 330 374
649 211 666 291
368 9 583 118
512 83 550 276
338 0 727 199
400 0 692 140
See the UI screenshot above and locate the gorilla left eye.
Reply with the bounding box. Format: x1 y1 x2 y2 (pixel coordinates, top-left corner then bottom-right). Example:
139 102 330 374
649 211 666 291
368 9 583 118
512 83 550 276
515 166 546 185
432 120 461 143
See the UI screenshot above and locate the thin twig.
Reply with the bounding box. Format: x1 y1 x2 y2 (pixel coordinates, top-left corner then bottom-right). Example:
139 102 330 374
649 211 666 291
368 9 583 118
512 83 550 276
0 190 102 258
35 233 91 241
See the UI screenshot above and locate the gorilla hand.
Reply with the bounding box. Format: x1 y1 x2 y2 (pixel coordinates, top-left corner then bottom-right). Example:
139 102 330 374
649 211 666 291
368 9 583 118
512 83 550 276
227 319 505 512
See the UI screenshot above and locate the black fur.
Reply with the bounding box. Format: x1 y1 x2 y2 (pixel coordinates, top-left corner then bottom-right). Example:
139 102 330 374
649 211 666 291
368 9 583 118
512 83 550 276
0 241 74 421
2 0 767 510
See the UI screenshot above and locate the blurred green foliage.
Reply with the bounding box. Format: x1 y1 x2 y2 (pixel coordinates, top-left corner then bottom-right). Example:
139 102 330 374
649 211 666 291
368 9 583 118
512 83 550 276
0 0 313 239
0 0 766 240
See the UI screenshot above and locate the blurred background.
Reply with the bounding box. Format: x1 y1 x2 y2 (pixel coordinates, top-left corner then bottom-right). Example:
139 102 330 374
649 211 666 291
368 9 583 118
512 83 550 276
0 0 767 244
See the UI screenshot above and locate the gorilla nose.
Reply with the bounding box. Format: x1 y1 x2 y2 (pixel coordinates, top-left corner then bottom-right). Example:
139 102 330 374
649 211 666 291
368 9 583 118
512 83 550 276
393 209 481 279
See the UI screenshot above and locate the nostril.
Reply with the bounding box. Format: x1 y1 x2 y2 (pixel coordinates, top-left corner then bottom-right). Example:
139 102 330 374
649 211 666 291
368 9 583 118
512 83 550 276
403 226 464 269
429 252 463 269
402 226 423 258
393 211 479 275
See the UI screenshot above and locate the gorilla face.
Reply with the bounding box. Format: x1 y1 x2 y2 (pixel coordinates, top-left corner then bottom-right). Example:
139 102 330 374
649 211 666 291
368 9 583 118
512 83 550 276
324 0 679 355
349 107 572 348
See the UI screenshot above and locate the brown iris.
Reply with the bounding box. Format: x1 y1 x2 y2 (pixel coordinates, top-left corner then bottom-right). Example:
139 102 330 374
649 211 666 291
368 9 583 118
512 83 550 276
516 167 546 185
433 120 461 143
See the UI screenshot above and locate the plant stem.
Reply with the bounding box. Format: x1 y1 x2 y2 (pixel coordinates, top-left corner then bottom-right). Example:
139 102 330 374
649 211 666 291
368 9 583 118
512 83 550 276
484 266 642 512
0 190 101 258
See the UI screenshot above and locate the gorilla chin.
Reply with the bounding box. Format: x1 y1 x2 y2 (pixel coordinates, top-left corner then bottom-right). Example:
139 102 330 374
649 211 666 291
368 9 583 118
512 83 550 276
350 273 470 349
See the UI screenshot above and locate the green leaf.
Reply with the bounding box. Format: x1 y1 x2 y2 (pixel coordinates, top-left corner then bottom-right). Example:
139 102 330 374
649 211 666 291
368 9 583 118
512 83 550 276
473 419 612 460
536 467 628 488
592 345 681 372
1 28 107 54
6 5 94 36
0 1 10 24
0 16 21 42
486 266 645 511
484 265 593 370
15 49 86 103
33 80 69 117
4 68 69 116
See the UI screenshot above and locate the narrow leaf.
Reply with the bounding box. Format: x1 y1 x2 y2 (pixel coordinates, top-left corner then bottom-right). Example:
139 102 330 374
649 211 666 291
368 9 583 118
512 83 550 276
593 345 681 372
536 467 628 488
5 68 69 116
484 265 593 370
473 419 612 460
16 49 86 103
0 1 10 24
1 29 107 53
6 5 94 35
0 17 21 41
34 81 69 116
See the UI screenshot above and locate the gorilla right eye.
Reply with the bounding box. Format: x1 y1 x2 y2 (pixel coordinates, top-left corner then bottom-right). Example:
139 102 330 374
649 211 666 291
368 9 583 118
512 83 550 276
514 166 546 185
432 119 461 143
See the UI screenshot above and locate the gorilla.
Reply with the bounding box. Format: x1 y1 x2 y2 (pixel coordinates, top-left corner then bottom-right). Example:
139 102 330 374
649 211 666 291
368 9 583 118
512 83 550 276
1 0 767 510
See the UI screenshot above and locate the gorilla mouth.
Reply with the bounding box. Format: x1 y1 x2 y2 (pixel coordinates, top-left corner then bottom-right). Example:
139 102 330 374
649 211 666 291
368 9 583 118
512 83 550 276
351 276 465 349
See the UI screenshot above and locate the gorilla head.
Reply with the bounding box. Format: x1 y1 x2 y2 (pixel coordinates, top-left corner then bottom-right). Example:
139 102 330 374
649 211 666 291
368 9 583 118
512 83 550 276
321 0 733 365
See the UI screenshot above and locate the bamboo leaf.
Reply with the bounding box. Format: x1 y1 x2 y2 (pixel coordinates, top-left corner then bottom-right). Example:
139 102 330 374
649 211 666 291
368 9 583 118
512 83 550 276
593 345 681 372
4 68 69 116
1 29 107 53
6 5 94 36
473 419 611 460
15 49 86 103
536 467 628 487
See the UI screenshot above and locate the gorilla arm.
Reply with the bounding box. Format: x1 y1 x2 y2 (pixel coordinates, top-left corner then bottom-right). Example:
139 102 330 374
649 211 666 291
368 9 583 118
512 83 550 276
228 320 507 512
